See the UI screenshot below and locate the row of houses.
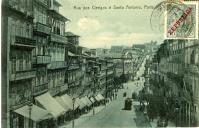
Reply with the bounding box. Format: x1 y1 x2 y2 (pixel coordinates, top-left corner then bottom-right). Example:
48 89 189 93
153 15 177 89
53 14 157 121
95 45 148 80
145 0 199 125
2 0 116 128
148 39 199 127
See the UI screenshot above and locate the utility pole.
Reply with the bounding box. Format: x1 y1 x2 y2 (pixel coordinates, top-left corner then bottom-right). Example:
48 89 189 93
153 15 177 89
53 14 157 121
28 103 33 128
122 57 125 76
72 98 75 128
105 60 108 99
92 66 96 115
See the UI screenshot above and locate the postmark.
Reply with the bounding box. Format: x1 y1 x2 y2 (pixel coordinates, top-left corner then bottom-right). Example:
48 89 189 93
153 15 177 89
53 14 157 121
150 1 185 34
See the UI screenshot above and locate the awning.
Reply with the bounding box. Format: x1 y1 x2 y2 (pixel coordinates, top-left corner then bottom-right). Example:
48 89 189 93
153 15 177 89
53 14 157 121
80 98 88 106
68 51 78 57
55 97 72 112
76 98 86 109
82 53 91 58
89 97 95 103
14 105 53 122
85 96 92 106
95 95 101 101
35 92 66 118
97 94 105 100
61 94 79 110
80 97 92 106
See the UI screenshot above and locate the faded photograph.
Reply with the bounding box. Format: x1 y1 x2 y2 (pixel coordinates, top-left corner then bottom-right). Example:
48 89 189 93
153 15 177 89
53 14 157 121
1 0 199 128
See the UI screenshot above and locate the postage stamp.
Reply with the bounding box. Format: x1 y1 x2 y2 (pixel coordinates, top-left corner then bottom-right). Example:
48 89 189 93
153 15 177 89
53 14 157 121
164 1 198 39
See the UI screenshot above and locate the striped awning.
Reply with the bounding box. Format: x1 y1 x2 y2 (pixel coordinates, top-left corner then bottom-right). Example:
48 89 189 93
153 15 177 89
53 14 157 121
14 104 53 122
35 92 66 118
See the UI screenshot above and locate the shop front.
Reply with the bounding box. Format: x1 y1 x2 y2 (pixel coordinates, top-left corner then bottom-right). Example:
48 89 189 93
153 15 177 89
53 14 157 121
55 96 72 124
11 104 53 128
35 92 66 127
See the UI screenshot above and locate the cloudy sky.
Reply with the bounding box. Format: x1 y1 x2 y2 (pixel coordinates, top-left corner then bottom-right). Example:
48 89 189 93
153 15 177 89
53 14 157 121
59 0 164 48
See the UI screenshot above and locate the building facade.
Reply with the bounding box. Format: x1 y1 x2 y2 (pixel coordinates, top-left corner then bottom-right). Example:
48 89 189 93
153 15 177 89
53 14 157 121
149 39 199 127
2 1 118 128
2 0 36 127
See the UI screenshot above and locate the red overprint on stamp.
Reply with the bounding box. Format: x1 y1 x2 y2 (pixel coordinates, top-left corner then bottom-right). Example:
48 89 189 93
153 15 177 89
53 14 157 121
167 6 192 36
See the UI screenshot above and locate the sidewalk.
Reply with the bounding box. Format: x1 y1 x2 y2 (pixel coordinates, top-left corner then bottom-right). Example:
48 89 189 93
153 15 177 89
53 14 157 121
59 102 111 128
81 105 106 117
149 118 176 128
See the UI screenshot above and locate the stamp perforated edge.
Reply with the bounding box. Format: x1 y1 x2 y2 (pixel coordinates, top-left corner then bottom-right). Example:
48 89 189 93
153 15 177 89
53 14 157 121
164 1 198 39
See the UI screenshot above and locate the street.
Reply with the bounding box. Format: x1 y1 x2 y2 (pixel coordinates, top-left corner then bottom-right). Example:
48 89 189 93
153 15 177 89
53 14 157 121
60 61 151 128
3 0 199 127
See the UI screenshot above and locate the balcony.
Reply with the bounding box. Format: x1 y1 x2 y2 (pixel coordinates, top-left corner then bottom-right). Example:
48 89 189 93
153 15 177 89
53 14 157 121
10 70 36 81
166 72 183 86
47 61 67 69
107 71 114 75
35 0 48 6
86 67 92 73
8 1 33 18
60 84 68 92
50 33 68 44
33 83 48 96
68 63 79 70
101 66 107 70
107 79 114 84
83 80 92 86
184 64 199 74
34 55 51 64
49 86 61 96
100 80 106 85
100 72 106 78
75 81 80 86
107 64 114 68
34 22 51 35
12 36 36 47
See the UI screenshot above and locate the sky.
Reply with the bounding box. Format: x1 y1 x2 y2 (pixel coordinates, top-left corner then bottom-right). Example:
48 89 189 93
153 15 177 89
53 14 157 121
59 0 164 48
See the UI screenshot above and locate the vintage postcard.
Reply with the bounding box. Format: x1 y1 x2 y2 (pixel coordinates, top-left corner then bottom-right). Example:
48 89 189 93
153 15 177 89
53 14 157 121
1 0 199 128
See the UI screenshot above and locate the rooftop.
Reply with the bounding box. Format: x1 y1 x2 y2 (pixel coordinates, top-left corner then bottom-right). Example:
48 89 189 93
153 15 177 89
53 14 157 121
65 32 80 37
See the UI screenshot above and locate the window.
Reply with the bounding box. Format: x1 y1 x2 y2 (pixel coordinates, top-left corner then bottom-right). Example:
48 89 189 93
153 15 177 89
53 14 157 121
10 20 16 44
19 56 23 71
26 23 30 38
191 50 196 64
37 46 42 55
12 59 16 73
24 52 30 70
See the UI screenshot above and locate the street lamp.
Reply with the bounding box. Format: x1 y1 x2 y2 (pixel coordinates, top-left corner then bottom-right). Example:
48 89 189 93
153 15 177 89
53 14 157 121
28 103 33 128
175 105 180 127
72 98 75 128
92 96 95 115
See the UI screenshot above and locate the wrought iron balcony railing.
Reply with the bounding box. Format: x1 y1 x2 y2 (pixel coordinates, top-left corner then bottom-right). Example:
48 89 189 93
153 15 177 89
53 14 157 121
10 70 36 81
13 36 36 46
47 61 67 69
68 63 79 70
60 84 68 92
107 71 114 75
33 83 48 96
49 86 61 96
50 33 68 44
34 22 51 34
35 55 51 64
107 64 114 68
184 64 199 74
